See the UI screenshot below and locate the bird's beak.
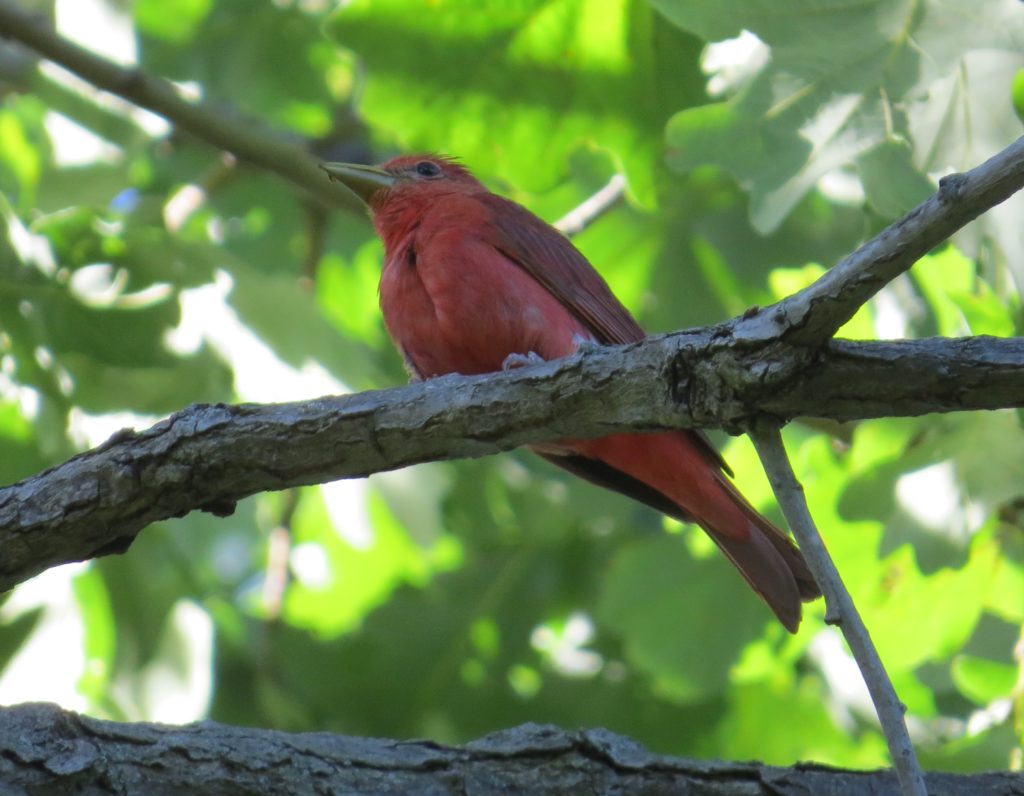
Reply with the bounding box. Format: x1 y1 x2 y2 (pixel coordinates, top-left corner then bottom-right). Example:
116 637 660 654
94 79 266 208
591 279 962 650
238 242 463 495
320 162 397 205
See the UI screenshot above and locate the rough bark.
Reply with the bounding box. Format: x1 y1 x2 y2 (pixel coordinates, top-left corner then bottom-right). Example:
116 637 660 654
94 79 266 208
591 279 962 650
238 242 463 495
1 333 1022 594
0 703 1019 796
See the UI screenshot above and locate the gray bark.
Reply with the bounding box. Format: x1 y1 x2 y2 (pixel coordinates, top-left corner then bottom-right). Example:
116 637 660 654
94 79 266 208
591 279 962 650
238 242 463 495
1 703 1020 795
1 333 1022 593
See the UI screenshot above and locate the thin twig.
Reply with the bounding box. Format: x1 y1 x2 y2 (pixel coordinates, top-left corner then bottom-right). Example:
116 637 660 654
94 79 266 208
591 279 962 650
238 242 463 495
554 174 626 237
739 135 1024 346
749 425 927 796
260 488 299 621
0 0 360 210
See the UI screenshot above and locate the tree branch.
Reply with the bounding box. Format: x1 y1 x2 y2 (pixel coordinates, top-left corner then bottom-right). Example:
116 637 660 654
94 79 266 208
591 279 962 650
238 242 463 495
0 334 1021 594
0 0 361 211
1 703 1020 795
739 135 1024 346
554 174 626 237
750 427 926 796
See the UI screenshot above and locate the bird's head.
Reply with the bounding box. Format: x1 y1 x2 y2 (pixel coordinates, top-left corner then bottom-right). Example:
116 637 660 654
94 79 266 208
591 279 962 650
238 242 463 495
321 154 483 211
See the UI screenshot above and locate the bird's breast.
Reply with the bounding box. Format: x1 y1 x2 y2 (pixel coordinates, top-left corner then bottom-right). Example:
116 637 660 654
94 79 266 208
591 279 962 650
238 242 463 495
378 230 586 378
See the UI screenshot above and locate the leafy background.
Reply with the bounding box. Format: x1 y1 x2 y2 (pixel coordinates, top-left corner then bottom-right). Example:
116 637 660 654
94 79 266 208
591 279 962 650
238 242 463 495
1 0 1023 772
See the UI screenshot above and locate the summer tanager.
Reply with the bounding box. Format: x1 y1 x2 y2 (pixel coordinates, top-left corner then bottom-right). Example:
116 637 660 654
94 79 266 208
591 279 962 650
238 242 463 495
323 154 821 632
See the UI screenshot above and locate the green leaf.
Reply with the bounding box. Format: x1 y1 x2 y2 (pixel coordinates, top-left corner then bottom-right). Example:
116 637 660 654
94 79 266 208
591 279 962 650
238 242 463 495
984 536 1023 623
136 0 212 44
72 567 116 705
860 538 996 673
0 607 43 670
858 139 935 218
0 96 49 208
904 245 1018 338
658 0 1024 246
597 536 770 702
62 343 233 414
316 245 387 348
138 0 343 135
768 263 874 339
329 0 706 206
1013 67 1024 122
283 485 459 637
951 655 1018 705
226 256 386 390
912 247 977 336
715 681 889 767
0 401 48 485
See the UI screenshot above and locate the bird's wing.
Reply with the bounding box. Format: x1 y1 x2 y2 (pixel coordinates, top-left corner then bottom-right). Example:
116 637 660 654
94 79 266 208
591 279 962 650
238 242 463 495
481 193 646 346
479 192 732 477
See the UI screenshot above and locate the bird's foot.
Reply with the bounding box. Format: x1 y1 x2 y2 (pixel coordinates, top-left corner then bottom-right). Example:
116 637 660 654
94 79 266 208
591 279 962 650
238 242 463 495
502 351 545 371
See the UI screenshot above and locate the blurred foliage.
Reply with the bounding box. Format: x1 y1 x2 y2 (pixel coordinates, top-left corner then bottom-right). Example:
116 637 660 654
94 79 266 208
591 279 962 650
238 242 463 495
0 0 1022 775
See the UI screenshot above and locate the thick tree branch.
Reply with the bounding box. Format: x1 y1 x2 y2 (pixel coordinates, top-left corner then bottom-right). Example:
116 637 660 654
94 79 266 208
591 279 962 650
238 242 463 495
756 336 1024 421
1 334 1021 594
740 135 1024 346
1 703 1020 795
0 1 361 211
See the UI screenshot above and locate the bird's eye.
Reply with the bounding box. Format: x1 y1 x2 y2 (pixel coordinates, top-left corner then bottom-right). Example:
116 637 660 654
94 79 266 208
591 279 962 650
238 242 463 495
415 161 441 177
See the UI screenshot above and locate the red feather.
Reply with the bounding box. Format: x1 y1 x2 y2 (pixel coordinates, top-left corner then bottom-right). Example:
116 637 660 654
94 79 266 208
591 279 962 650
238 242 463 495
354 154 820 632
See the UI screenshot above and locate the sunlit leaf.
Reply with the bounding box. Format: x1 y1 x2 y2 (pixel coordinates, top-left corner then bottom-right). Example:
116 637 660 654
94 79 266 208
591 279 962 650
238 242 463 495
658 0 1024 264
329 0 706 206
135 0 212 44
714 680 889 767
768 263 875 339
72 567 116 706
283 485 459 637
952 654 1018 705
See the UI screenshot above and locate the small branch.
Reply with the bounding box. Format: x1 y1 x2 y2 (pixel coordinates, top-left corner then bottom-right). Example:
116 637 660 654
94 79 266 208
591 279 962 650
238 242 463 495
739 136 1024 345
3 703 1022 795
749 426 927 796
0 1 361 211
260 488 298 621
555 174 626 237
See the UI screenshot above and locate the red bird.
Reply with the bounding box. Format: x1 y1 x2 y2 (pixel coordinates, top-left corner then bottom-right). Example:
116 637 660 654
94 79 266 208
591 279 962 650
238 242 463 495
323 155 820 632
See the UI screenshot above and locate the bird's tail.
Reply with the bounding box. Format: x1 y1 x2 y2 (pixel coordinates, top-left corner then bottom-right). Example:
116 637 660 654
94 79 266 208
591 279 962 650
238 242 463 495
698 476 820 633
536 432 822 632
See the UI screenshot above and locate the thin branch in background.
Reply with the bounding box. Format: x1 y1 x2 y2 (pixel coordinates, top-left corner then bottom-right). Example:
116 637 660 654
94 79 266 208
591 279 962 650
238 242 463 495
1013 627 1024 771
261 488 299 622
0 0 360 211
301 202 330 288
554 173 626 237
749 425 928 796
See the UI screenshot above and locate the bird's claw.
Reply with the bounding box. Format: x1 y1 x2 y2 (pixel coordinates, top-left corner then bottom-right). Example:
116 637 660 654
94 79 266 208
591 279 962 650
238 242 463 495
502 351 545 371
